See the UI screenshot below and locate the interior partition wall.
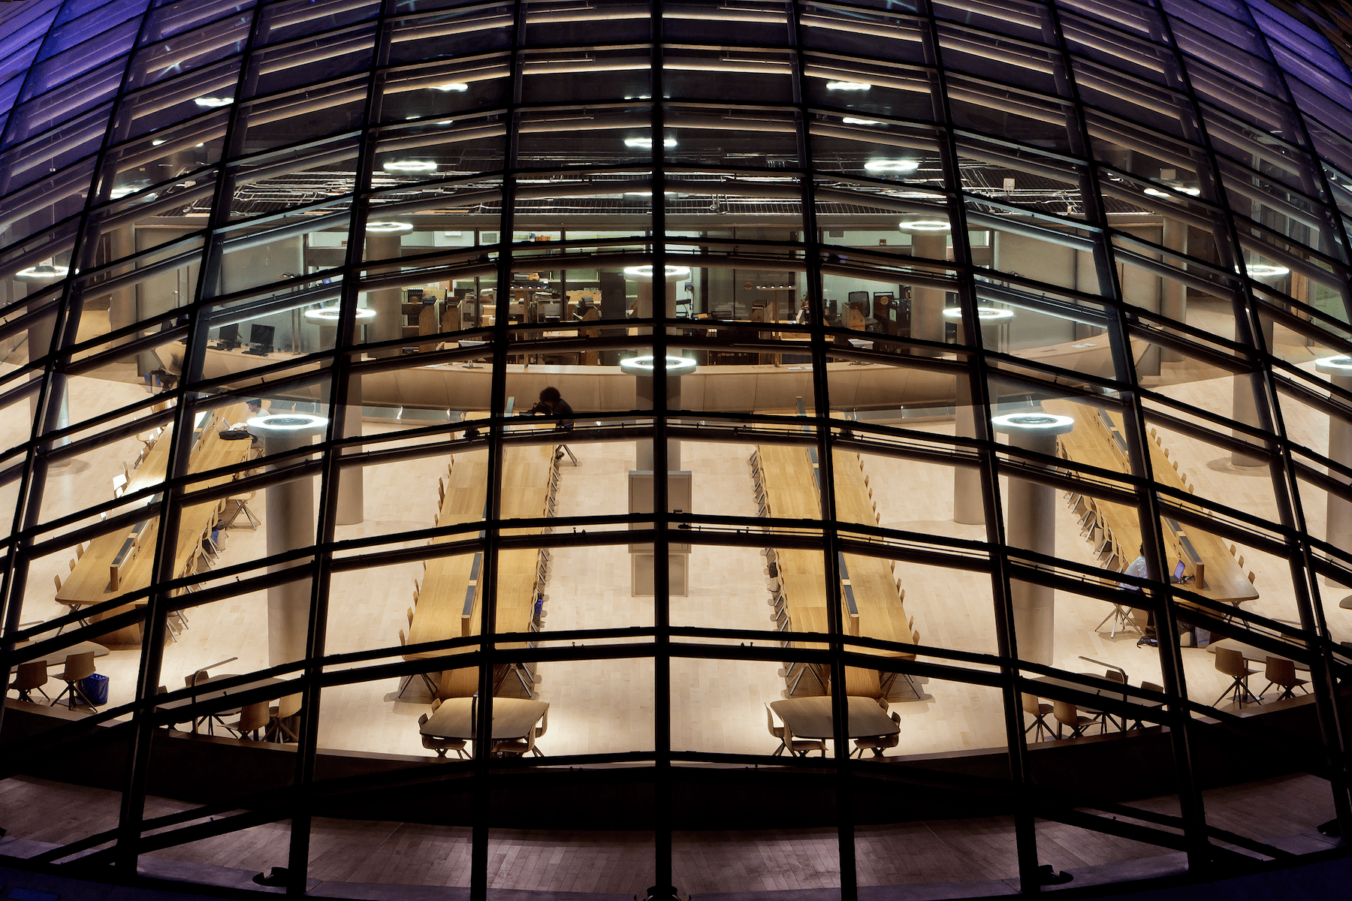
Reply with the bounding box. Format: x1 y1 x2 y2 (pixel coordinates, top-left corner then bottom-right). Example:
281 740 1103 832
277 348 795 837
3 0 1352 896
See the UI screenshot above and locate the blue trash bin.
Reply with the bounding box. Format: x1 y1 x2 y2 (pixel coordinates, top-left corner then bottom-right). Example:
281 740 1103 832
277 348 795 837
79 673 109 706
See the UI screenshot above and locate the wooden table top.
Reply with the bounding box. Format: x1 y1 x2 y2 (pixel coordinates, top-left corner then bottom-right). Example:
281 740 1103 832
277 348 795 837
1041 399 1258 605
57 404 253 608
1030 673 1131 702
1207 638 1307 670
770 696 899 741
155 674 287 712
421 696 549 740
12 640 109 667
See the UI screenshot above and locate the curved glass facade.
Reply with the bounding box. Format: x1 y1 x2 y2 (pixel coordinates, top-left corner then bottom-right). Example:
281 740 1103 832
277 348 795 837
3 0 1352 895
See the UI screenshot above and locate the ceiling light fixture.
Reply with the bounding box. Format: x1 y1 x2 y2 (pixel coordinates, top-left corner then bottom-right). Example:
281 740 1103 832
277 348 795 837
625 137 678 149
367 221 413 233
194 96 232 108
17 263 69 281
864 159 919 173
383 160 438 173
432 82 469 92
898 219 950 231
623 265 691 278
842 117 883 125
1246 263 1290 277
305 306 377 322
826 81 870 91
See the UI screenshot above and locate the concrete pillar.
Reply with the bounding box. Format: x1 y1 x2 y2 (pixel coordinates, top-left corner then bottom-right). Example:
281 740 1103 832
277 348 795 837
1231 315 1275 467
910 233 948 351
1317 357 1352 586
1161 217 1188 363
108 226 137 340
250 413 327 708
948 309 1013 525
623 354 695 597
21 282 71 450
993 411 1075 666
336 374 363 525
366 233 403 357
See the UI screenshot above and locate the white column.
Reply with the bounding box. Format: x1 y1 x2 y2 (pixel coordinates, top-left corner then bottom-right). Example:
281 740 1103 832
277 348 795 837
948 308 1015 526
1231 316 1275 467
249 413 328 708
366 231 405 358
1318 357 1352 587
910 232 948 351
993 412 1075 666
308 307 374 526
1160 217 1188 363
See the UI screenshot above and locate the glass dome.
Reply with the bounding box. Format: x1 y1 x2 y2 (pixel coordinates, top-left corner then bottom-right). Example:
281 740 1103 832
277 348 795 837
2 0 1352 896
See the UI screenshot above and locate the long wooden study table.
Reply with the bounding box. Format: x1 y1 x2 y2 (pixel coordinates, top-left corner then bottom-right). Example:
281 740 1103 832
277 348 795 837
404 425 559 699
1040 398 1258 609
756 444 916 699
56 403 254 647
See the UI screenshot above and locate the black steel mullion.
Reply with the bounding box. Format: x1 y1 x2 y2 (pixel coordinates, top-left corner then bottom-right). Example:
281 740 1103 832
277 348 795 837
469 0 525 896
787 2 855 896
105 0 263 875
650 2 674 895
1042 0 1212 872
920 4 1040 891
281 5 394 894
1226 0 1352 836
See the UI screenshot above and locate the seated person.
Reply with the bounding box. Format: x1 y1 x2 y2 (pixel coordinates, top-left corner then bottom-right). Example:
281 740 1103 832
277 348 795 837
530 387 574 431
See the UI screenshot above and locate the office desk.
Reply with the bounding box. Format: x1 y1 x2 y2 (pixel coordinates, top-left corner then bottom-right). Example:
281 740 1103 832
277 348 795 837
156 674 288 730
56 405 253 646
770 696 899 741
1040 398 1257 606
420 696 548 742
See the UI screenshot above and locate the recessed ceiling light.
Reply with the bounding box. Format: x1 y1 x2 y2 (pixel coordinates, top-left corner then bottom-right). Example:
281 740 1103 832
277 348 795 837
194 96 232 108
864 159 919 173
842 117 883 125
898 219 950 231
17 263 68 280
151 139 166 146
623 265 691 278
625 137 677 149
432 83 469 92
367 221 413 233
826 81 870 91
383 160 438 173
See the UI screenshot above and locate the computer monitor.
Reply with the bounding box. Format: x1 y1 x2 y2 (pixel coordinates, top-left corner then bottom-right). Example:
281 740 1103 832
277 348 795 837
248 324 275 354
1173 560 1186 581
219 323 240 348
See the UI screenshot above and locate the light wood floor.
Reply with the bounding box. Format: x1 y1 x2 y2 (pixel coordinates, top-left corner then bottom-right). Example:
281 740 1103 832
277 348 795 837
6 317 1348 761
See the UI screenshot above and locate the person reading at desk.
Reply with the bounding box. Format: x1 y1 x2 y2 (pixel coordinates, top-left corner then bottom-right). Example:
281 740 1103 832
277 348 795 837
530 387 574 432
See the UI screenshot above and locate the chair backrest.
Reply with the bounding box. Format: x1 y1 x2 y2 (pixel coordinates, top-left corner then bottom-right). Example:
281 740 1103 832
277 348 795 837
277 693 302 719
54 574 62 592
536 708 548 739
1141 681 1164 694
1052 699 1079 728
1265 656 1295 684
765 704 783 737
432 698 442 712
63 650 96 682
1215 647 1246 678
186 669 210 688
1021 692 1043 717
1106 670 1125 684
418 713 429 727
15 661 47 691
240 701 270 733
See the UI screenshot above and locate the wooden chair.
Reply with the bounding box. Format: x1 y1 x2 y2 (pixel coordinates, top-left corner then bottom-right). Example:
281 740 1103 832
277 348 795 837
225 490 260 530
407 607 415 628
1259 657 1308 701
419 701 469 759
1022 692 1053 741
492 723 538 758
765 704 786 756
51 651 97 710
1213 647 1260 708
782 722 826 757
1052 700 1101 738
397 630 438 698
10 661 49 703
852 711 901 758
225 701 270 740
